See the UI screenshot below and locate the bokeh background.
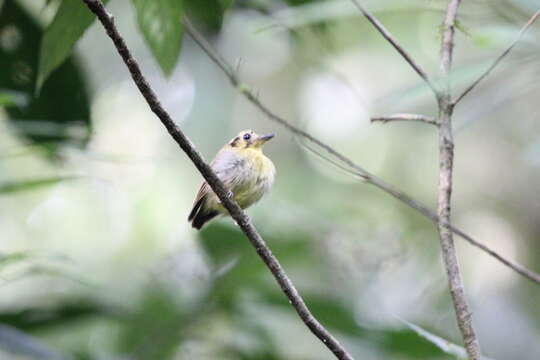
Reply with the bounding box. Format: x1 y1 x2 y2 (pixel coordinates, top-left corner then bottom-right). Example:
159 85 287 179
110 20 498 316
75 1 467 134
1 0 540 359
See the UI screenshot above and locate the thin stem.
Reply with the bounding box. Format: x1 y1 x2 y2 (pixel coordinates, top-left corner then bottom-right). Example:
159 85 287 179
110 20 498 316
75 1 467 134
454 8 540 105
81 1 354 359
350 0 441 98
183 18 540 286
438 1 481 359
371 113 439 126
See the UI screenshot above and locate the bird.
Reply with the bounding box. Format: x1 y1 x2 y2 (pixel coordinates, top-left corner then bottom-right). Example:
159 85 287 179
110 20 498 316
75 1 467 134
188 129 276 230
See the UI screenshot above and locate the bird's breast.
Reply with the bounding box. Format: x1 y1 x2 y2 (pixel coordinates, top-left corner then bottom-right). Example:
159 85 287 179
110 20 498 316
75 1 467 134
230 152 275 209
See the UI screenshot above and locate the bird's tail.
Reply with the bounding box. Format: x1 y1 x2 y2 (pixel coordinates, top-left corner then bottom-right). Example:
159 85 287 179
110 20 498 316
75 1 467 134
191 209 219 230
188 197 218 230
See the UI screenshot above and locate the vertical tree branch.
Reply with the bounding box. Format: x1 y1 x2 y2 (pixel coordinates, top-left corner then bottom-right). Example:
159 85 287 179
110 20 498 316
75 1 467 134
80 1 354 359
438 1 481 359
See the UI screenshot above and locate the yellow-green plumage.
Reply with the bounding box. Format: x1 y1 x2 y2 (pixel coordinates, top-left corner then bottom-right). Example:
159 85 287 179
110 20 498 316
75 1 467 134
188 130 276 229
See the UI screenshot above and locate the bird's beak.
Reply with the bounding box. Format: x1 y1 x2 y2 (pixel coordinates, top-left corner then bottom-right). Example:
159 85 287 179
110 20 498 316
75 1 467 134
259 133 275 142
253 133 275 148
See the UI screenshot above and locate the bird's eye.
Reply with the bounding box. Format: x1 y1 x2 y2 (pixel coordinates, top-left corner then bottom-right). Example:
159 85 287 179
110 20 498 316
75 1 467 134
243 133 251 141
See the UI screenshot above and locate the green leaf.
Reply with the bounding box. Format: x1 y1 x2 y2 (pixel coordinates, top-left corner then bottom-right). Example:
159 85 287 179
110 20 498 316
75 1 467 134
0 176 78 194
0 1 91 153
185 0 227 32
37 0 108 91
131 0 184 76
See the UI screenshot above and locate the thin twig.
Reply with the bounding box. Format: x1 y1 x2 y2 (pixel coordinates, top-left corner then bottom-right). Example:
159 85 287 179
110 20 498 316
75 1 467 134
183 18 540 286
454 8 540 105
349 0 441 98
80 1 354 359
371 113 439 126
438 1 481 359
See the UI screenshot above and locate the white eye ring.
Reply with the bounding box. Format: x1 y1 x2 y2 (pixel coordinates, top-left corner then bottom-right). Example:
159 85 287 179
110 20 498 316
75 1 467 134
243 133 251 140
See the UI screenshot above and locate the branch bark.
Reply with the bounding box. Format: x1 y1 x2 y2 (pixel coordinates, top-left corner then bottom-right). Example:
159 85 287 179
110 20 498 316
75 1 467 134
371 113 439 126
438 1 481 359
183 19 540 286
80 1 354 359
454 8 540 105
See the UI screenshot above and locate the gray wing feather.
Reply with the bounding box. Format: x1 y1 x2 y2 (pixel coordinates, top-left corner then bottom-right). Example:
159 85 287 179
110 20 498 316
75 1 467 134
211 150 244 187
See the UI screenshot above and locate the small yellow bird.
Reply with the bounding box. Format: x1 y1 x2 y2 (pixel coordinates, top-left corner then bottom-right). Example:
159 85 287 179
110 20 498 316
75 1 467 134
188 130 276 229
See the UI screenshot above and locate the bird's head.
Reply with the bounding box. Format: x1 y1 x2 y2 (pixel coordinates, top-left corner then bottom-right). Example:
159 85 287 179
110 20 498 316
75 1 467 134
228 130 275 151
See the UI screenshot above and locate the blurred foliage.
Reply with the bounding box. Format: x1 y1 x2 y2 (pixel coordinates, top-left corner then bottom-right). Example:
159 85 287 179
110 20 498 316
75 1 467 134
199 223 315 307
1 0 540 359
0 91 19 106
0 176 78 194
0 223 457 359
117 283 194 360
0 300 116 332
0 324 69 360
0 0 90 155
0 252 34 269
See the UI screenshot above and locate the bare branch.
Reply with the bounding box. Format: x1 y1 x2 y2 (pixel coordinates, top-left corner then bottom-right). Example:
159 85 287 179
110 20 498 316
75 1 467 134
183 18 540 285
350 0 440 98
440 1 461 76
80 1 354 359
438 1 481 359
454 8 540 105
371 113 439 126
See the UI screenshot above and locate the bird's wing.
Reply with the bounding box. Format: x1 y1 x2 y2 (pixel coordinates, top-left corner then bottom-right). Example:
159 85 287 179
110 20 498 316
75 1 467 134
188 150 239 221
194 182 210 204
188 182 210 221
211 149 244 188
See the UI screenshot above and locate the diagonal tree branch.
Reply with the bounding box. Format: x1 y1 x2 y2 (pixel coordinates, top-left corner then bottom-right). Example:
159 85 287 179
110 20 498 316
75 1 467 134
371 113 439 126
438 1 481 359
183 19 540 286
80 1 354 359
350 0 441 98
454 8 540 105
